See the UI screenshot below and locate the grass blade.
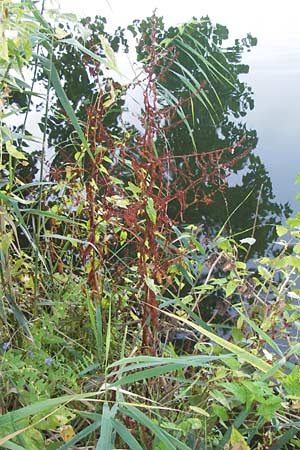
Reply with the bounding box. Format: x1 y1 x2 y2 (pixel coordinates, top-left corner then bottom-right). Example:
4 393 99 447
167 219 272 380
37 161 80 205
121 405 177 450
96 403 113 450
160 309 279 375
233 307 283 357
112 418 144 450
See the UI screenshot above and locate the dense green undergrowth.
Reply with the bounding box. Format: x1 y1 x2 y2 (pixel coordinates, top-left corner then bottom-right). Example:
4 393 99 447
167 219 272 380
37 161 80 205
1 1 300 449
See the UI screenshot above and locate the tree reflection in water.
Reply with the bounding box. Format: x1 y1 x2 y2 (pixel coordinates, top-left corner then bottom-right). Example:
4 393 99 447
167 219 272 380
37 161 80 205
32 14 291 258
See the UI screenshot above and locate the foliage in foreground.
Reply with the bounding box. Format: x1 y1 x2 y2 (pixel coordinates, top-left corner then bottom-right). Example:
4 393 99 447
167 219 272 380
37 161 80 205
1 1 300 449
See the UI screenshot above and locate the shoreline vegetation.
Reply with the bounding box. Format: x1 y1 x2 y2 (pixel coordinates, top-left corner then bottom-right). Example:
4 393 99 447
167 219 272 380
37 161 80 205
1 1 300 448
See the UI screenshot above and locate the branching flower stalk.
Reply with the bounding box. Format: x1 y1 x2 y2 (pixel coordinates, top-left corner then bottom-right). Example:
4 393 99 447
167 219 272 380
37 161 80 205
79 13 252 352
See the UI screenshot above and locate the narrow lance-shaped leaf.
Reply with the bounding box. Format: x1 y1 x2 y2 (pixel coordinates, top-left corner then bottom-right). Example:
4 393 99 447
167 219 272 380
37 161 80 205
160 309 282 375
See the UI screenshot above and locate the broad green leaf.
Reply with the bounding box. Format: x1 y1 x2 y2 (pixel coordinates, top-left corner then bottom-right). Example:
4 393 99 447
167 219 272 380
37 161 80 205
212 404 228 421
258 266 272 281
287 217 300 230
6 142 27 160
225 280 238 297
276 225 288 237
146 197 157 224
144 276 158 294
256 397 282 420
126 181 142 199
217 238 232 252
294 243 300 254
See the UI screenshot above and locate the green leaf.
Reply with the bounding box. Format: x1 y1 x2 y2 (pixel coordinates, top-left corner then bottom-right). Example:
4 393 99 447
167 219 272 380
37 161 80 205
110 363 188 387
212 404 228 421
112 419 143 450
144 276 158 294
233 307 283 356
189 406 210 417
225 280 238 297
256 397 282 421
217 238 232 252
294 243 300 254
0 25 8 61
276 225 288 237
96 403 113 450
126 181 141 199
146 197 157 224
54 27 69 40
121 406 177 450
2 442 27 450
287 217 300 230
36 53 93 165
6 142 27 160
283 367 300 396
160 310 278 374
258 266 272 281
99 36 119 73
268 428 299 450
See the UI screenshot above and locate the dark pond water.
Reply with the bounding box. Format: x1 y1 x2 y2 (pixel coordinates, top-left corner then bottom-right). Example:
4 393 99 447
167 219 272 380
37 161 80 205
237 42 300 214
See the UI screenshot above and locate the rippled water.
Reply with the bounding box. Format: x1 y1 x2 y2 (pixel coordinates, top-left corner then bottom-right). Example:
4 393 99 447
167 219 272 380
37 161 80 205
240 38 300 213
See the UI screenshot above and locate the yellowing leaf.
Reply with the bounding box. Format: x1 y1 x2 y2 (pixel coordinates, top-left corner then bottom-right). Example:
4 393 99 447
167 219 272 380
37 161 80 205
6 142 27 160
60 424 75 443
276 225 288 237
294 243 300 254
99 35 119 72
189 406 210 417
55 27 69 40
230 427 250 450
0 26 8 61
258 265 272 281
